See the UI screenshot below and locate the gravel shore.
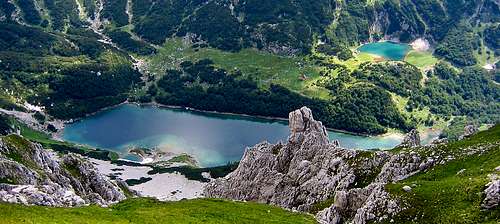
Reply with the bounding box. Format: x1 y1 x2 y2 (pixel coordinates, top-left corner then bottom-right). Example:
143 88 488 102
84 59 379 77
90 159 206 201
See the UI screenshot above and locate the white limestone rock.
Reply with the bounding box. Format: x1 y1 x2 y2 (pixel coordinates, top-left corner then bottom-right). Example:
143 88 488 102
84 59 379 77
482 174 499 210
204 107 499 224
0 135 125 207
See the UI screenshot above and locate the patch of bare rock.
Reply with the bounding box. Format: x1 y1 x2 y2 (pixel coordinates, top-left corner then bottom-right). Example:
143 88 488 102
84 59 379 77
482 173 499 210
0 135 125 206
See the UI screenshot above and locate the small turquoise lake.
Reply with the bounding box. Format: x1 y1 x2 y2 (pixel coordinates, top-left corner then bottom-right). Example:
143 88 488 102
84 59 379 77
62 104 403 167
358 41 410 60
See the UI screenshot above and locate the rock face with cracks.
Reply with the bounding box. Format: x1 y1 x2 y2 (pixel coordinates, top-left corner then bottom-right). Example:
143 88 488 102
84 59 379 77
205 107 404 223
204 107 497 223
0 135 125 206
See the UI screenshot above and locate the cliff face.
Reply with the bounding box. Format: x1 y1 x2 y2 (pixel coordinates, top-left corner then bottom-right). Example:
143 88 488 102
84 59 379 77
0 135 125 206
204 107 499 223
204 107 402 222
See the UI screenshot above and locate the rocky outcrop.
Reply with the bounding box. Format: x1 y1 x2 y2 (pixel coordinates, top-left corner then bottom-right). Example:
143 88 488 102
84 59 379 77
316 183 401 224
397 129 420 148
375 151 423 183
0 184 85 206
204 107 498 224
481 174 499 210
205 107 363 211
62 154 125 204
204 107 405 223
460 125 479 140
0 159 39 185
0 135 125 206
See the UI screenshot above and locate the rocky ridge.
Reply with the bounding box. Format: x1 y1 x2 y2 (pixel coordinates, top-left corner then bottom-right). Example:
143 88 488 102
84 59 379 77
204 107 499 223
0 134 125 206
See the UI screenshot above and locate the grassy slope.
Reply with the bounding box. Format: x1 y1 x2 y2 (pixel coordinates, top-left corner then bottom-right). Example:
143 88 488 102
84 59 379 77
7 117 119 160
147 38 330 100
14 122 56 145
472 24 500 67
390 93 448 135
146 39 449 133
404 50 438 69
331 51 377 71
385 125 500 224
0 198 316 224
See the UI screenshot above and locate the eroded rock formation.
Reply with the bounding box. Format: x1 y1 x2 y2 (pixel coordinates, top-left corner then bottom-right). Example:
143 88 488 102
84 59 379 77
0 135 125 206
204 107 498 223
205 107 404 223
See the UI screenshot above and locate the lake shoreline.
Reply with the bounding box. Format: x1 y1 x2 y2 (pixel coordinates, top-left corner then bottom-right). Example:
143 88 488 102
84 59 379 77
55 100 402 139
357 41 410 61
60 102 407 167
137 102 394 137
90 158 206 200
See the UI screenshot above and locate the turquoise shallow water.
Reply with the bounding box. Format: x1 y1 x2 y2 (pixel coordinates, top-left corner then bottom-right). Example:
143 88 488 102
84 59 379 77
358 41 410 60
62 104 402 167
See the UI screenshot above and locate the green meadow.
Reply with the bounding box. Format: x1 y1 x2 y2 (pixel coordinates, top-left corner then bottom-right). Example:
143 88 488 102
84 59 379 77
0 198 317 224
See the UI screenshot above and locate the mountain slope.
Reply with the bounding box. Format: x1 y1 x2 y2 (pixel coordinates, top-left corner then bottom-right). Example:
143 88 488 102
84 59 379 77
205 107 500 223
0 0 498 135
385 135 500 223
0 22 142 120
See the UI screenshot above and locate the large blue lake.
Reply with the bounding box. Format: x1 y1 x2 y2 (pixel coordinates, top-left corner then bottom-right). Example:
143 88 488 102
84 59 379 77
358 41 410 60
62 104 402 167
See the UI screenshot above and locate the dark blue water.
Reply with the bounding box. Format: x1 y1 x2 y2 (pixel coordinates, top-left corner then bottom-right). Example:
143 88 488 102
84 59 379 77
62 104 402 167
358 41 410 60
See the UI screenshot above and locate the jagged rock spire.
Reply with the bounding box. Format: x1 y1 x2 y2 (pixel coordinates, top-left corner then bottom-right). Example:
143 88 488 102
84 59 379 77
205 107 365 212
205 107 499 224
288 106 329 144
